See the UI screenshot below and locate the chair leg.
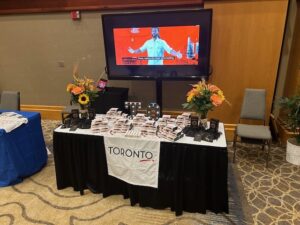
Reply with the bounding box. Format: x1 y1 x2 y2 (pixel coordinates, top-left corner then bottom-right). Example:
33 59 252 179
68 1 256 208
233 130 238 163
266 140 271 168
259 141 266 157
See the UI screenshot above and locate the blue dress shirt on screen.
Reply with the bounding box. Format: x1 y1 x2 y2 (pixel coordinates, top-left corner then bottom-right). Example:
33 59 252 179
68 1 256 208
139 38 173 65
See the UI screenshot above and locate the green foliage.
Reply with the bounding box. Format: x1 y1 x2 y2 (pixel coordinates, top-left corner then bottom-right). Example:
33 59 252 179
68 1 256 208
182 89 214 116
86 90 99 102
280 95 300 143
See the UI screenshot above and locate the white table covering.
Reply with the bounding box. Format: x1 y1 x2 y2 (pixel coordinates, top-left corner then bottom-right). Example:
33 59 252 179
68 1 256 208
55 122 227 148
55 118 227 188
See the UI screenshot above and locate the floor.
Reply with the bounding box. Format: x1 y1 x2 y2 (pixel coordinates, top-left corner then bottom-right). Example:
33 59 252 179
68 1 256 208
0 120 299 224
44 120 300 225
230 142 300 225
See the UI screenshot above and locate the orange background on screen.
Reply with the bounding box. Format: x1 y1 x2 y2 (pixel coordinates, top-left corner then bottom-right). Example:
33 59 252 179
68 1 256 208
113 26 200 65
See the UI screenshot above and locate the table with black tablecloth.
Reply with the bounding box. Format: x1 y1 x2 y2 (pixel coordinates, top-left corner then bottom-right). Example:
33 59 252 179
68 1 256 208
53 124 228 216
0 111 47 187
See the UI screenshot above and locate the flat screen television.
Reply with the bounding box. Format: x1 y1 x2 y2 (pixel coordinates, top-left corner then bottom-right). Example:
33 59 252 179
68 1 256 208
102 9 212 80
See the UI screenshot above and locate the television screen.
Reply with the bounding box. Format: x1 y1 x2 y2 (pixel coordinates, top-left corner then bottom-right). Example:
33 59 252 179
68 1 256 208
114 26 200 66
102 9 212 80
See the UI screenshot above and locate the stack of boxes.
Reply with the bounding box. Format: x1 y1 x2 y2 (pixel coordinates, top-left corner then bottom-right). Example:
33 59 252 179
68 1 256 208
157 124 183 141
176 112 191 128
140 120 158 136
91 116 109 133
111 118 131 134
89 109 190 141
132 113 147 128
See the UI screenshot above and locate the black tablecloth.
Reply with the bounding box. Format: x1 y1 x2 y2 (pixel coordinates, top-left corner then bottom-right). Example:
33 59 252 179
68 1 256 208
53 132 228 216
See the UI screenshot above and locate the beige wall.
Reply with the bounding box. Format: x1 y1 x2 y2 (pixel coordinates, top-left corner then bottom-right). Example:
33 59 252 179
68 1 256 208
0 0 288 124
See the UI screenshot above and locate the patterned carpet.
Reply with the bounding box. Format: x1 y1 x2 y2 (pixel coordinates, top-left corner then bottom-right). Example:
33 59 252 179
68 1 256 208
0 120 299 225
232 143 300 225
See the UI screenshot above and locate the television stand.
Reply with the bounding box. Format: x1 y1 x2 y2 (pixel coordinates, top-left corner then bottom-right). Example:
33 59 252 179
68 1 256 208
156 79 163 115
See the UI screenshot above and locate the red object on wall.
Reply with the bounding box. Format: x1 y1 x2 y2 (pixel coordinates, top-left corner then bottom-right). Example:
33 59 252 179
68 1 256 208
70 11 80 20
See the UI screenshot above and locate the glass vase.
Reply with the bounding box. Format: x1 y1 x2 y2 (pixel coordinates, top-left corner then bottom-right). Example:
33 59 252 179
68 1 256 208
198 112 208 129
79 104 89 113
79 104 89 120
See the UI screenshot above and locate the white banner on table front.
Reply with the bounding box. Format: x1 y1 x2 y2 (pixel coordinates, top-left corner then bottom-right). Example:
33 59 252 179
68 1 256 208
104 136 160 188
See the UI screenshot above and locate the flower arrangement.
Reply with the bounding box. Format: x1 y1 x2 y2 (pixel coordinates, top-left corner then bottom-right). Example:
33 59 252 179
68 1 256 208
182 79 227 117
66 71 99 110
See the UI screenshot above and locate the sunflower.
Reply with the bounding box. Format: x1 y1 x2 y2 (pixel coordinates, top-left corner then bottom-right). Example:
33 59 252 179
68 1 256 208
78 93 90 105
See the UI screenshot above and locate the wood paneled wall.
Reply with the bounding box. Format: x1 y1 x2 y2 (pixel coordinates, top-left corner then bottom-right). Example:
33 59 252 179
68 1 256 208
203 0 288 123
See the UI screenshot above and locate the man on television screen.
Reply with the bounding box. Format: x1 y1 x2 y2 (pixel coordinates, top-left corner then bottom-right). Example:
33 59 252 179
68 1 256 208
128 27 182 65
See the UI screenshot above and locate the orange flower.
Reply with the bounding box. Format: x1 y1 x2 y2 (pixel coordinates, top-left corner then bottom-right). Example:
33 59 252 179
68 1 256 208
211 94 223 106
71 86 85 95
66 83 75 92
208 84 220 92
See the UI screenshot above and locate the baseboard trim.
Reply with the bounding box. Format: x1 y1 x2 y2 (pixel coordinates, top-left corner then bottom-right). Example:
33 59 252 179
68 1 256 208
21 104 64 120
20 105 237 141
